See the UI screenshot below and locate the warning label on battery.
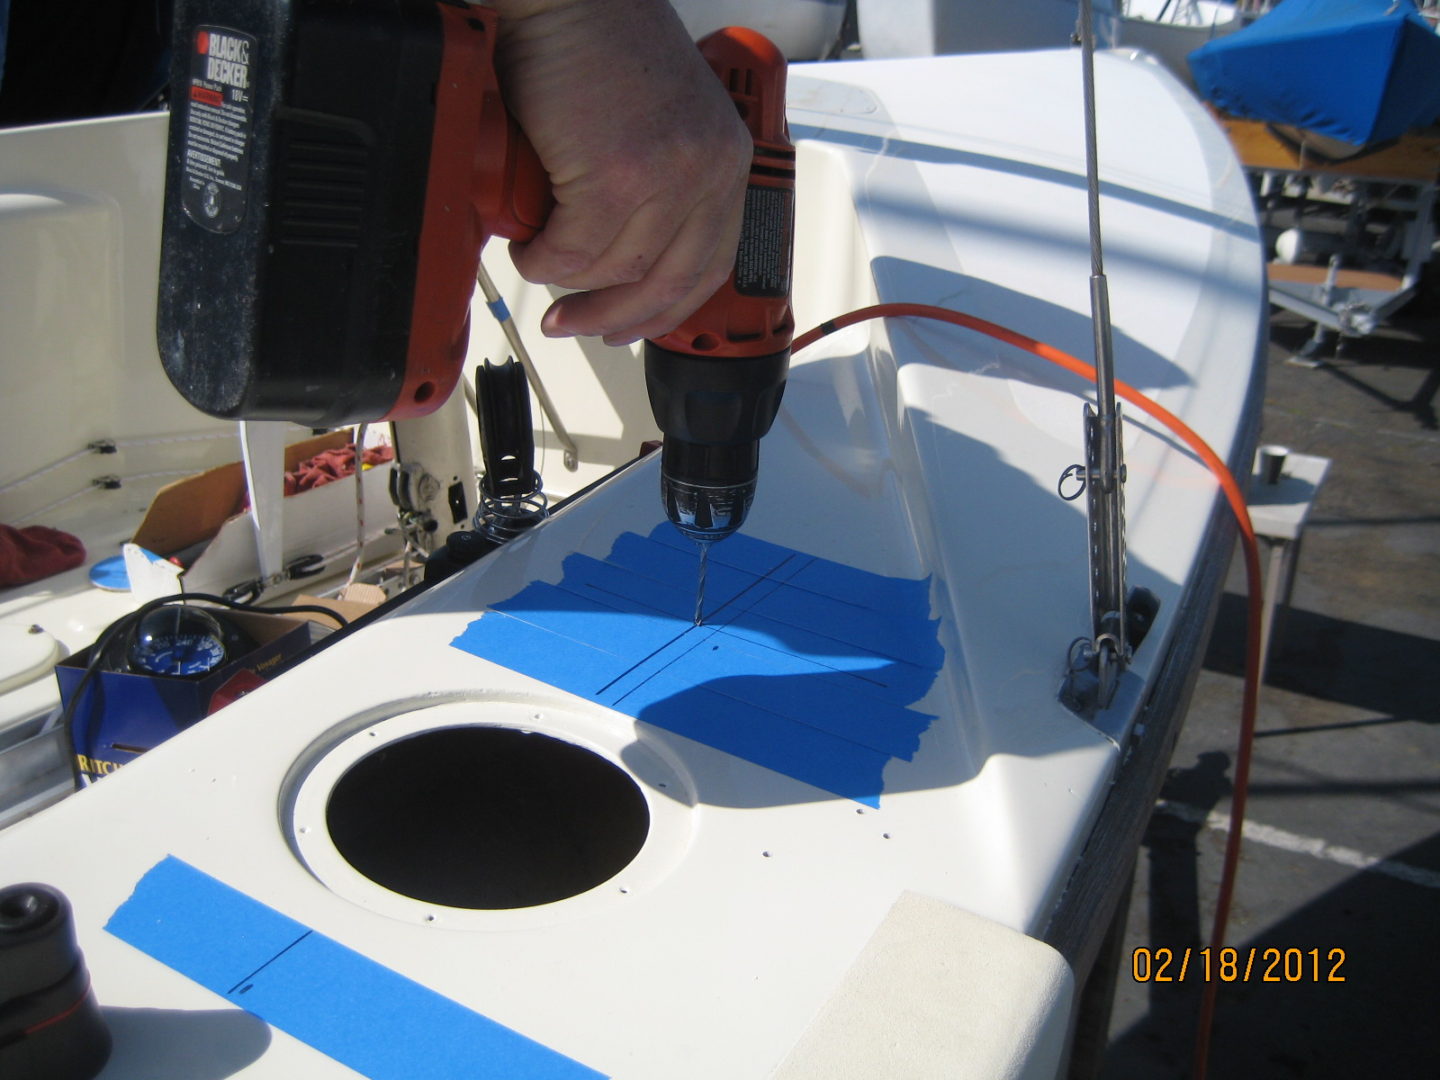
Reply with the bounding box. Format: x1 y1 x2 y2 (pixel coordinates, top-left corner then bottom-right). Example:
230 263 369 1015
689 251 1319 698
180 26 257 233
734 185 793 298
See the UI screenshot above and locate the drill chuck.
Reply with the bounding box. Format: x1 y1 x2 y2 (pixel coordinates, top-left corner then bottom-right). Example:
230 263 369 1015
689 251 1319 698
660 448 758 544
645 342 788 543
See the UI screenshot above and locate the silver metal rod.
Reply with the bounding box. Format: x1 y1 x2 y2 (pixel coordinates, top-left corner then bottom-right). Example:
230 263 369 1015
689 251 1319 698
1090 276 1119 488
1079 0 1105 281
1079 0 1129 695
1078 0 1117 428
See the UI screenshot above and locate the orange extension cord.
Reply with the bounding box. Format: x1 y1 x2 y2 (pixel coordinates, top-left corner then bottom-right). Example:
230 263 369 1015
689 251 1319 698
794 303 1263 1080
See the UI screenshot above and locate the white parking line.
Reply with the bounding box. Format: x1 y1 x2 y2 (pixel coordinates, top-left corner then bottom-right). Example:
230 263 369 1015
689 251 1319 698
1154 800 1440 891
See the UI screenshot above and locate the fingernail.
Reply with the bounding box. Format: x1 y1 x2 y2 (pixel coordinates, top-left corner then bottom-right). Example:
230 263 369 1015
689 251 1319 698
603 333 641 348
541 307 575 338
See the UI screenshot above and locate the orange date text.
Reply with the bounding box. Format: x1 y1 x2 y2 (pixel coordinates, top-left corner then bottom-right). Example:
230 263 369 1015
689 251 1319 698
1130 946 1347 983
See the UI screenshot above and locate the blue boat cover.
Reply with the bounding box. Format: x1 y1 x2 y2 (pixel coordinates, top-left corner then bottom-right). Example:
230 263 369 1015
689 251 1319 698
1189 0 1440 147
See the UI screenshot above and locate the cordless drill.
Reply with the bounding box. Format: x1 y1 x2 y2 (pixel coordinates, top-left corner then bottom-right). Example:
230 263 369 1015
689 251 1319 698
156 0 793 553
643 28 795 550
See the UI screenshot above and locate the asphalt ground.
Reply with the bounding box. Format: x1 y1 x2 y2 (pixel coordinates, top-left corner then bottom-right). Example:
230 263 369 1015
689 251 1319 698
1100 303 1440 1078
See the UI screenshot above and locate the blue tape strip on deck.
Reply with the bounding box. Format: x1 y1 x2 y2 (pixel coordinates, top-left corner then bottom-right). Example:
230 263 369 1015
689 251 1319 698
451 525 943 806
645 636 933 760
105 856 606 1080
493 580 681 659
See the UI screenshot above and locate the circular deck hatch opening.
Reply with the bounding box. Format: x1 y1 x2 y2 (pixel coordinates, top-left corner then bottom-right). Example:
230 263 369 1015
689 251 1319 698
325 727 649 910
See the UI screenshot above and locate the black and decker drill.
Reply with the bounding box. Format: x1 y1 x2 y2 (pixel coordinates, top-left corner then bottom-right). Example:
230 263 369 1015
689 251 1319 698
156 0 794 551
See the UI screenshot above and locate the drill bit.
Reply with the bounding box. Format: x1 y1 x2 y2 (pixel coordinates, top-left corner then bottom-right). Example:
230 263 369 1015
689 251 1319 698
694 541 710 626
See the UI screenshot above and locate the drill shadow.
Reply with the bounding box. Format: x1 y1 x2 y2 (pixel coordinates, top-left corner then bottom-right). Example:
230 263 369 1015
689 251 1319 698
99 1005 271 1080
618 606 949 812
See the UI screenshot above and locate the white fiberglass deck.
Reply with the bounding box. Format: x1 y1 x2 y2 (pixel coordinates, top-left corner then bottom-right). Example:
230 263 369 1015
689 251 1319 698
0 48 1263 1078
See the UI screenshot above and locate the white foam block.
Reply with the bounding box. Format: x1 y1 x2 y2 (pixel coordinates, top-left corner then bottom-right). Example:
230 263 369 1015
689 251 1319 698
772 891 1074 1080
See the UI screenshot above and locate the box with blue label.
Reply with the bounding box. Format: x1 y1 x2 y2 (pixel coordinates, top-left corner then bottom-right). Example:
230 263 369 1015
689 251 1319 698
54 608 330 781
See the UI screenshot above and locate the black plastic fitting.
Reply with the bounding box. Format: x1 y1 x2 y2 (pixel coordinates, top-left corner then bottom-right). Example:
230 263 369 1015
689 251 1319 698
0 883 111 1080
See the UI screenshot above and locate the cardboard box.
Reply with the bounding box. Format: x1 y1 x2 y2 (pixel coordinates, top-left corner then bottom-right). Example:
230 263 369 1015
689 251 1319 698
130 430 399 597
54 610 330 781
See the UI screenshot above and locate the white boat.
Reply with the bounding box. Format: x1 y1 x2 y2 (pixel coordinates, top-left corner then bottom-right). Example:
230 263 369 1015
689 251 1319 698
1119 0 1247 88
856 0 1121 58
0 15 1265 1080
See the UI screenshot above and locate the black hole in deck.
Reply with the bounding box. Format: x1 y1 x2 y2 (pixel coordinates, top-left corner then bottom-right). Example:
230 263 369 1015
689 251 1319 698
325 727 649 909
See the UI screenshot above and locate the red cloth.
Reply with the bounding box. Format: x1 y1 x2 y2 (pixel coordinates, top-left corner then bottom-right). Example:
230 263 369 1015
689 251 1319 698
0 524 87 587
284 443 395 496
241 443 395 510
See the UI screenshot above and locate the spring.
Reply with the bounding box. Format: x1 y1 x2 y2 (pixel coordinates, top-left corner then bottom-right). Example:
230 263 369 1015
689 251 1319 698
473 480 549 544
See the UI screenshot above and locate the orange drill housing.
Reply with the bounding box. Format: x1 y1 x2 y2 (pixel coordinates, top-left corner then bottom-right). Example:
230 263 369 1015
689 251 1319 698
650 27 796 361
391 3 550 419
643 27 796 544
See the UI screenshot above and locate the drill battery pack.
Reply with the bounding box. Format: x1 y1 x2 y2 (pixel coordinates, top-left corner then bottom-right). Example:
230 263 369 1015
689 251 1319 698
156 0 546 426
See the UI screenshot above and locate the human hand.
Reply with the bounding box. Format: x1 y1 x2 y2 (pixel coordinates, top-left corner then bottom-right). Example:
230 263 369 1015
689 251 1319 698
490 0 752 346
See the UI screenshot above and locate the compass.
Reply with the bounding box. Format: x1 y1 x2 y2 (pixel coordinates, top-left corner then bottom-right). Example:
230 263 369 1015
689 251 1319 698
126 606 232 678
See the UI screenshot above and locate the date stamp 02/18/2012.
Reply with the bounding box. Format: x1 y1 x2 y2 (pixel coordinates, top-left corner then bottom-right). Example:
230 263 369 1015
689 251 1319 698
1131 947 1347 984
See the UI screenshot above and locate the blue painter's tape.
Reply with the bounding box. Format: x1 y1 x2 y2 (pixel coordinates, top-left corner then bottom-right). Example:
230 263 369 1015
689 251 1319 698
451 612 630 698
493 580 683 657
718 608 938 701
667 637 933 759
645 524 797 577
620 673 888 808
788 558 933 619
557 553 700 623
451 529 943 805
602 533 762 613
748 585 945 669
592 626 713 703
485 297 512 323
106 856 606 1080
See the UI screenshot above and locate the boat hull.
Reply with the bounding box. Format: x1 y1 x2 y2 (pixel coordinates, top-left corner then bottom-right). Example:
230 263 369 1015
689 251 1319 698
0 46 1265 1078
